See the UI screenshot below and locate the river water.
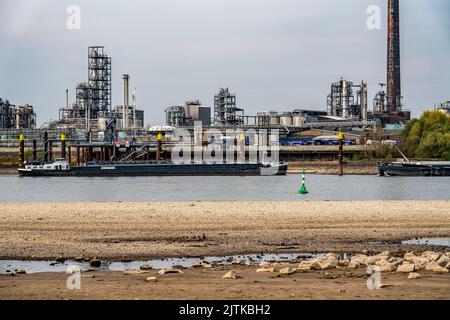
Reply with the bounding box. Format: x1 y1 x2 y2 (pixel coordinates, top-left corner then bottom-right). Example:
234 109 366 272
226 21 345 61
0 174 448 202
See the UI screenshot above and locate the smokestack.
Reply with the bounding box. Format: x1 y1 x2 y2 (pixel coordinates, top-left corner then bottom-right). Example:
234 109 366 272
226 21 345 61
360 81 368 121
123 74 129 129
387 0 401 114
341 79 348 118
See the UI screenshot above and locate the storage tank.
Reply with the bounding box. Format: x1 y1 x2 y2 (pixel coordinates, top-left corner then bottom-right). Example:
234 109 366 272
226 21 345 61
279 113 293 126
292 115 306 127
268 111 280 126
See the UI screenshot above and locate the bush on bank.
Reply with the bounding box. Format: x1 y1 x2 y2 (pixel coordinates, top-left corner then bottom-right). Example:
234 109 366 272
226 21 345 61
401 110 450 160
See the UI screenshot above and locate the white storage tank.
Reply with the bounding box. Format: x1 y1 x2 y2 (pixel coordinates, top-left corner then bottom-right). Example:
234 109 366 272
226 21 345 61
292 116 306 127
268 112 280 125
280 113 293 126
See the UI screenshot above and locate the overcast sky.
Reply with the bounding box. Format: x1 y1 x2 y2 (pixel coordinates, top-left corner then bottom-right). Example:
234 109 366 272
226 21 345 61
0 0 449 126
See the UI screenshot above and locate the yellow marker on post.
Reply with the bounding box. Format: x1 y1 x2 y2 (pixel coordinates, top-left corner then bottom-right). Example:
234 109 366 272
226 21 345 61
338 130 344 176
19 134 25 168
61 133 67 160
156 132 163 161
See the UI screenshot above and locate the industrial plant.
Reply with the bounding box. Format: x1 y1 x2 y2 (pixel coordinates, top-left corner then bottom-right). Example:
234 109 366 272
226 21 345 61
435 101 450 116
165 100 211 127
0 98 36 130
0 0 443 166
52 46 144 141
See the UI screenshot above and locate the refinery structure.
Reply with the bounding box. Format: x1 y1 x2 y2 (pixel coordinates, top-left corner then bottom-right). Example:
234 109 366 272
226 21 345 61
1 0 444 154
52 46 144 141
0 98 36 130
165 100 211 127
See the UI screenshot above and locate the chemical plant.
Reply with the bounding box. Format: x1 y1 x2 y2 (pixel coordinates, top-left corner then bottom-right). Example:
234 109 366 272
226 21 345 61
0 98 36 130
51 47 144 141
0 0 445 165
165 100 211 127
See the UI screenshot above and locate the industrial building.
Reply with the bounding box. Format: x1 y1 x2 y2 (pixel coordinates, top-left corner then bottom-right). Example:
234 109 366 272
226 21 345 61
435 101 450 115
56 46 112 130
2 0 414 150
370 0 410 125
54 46 145 139
165 100 211 127
0 98 36 129
214 88 244 126
326 79 368 120
112 74 144 130
256 110 321 127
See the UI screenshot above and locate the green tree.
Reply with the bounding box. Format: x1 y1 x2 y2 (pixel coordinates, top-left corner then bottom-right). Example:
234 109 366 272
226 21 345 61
401 110 450 159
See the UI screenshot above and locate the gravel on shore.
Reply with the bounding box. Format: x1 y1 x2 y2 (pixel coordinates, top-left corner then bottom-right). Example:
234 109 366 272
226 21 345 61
0 201 449 261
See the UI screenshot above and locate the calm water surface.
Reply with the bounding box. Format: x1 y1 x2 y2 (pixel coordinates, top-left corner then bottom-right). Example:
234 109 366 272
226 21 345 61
0 174 448 202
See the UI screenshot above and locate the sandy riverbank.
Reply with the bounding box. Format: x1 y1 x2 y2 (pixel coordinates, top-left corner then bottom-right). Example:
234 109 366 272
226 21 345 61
0 201 449 261
1 266 449 300
1 201 449 300
0 168 16 175
287 161 378 175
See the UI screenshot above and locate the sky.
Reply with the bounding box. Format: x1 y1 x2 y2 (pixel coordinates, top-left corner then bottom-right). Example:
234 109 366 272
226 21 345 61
0 0 449 126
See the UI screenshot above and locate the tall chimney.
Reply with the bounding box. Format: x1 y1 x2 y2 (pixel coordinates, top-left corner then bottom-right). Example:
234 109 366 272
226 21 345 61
360 81 368 121
123 74 129 129
387 0 401 114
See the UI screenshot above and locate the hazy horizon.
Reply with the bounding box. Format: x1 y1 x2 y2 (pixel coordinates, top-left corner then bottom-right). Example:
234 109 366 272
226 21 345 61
1 0 449 126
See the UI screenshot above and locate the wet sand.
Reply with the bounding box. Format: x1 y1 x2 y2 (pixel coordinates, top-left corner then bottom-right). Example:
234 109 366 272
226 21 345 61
1 201 449 300
0 201 449 260
1 266 449 300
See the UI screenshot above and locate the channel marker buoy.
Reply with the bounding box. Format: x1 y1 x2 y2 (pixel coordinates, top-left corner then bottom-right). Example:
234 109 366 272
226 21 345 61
298 168 309 194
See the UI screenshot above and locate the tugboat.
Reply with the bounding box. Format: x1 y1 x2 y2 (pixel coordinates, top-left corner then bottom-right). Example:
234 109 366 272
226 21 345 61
18 158 70 176
18 159 288 177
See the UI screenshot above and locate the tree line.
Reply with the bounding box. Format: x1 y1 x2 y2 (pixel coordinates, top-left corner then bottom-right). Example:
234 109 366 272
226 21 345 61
401 110 450 160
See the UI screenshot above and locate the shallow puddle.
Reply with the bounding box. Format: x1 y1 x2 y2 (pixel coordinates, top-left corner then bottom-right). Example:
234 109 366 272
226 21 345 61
2 238 448 274
401 237 450 247
0 252 326 274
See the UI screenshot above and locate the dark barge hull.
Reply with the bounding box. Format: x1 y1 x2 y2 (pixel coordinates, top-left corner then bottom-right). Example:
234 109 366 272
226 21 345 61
18 163 288 177
378 162 450 176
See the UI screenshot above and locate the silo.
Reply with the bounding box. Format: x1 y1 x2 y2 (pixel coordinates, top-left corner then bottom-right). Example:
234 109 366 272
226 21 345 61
279 112 293 126
292 115 305 127
268 111 280 126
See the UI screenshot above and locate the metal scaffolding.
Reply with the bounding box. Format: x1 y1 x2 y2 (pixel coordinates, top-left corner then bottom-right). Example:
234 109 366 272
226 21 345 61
88 46 112 117
58 46 112 131
214 88 244 126
165 105 186 127
373 83 387 114
0 98 36 129
327 79 367 120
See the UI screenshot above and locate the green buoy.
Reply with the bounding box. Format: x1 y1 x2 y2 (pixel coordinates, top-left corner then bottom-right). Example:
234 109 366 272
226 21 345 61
298 168 309 194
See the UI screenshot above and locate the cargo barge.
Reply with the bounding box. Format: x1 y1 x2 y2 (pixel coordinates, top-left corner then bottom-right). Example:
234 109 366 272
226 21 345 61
18 159 288 177
378 161 450 176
